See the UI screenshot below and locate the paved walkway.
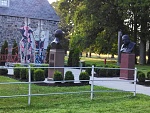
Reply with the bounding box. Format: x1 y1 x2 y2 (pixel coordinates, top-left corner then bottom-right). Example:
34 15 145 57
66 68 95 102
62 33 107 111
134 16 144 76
7 68 150 96
64 68 150 96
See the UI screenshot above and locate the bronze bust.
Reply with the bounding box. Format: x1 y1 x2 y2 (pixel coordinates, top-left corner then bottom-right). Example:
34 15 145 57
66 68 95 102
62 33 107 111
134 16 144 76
51 29 63 49
120 35 135 53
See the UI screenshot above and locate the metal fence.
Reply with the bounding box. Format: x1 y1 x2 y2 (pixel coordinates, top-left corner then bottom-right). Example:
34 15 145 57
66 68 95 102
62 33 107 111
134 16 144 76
0 65 137 105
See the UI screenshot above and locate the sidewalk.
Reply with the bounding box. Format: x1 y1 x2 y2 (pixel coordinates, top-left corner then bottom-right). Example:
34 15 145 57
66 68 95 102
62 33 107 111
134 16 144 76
64 68 150 96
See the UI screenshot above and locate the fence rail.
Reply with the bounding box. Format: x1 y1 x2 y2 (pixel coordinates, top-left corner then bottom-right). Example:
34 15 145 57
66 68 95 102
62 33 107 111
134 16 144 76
0 65 137 105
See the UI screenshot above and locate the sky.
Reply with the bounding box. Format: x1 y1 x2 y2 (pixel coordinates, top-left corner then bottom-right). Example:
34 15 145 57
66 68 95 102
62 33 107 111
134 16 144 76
48 0 57 4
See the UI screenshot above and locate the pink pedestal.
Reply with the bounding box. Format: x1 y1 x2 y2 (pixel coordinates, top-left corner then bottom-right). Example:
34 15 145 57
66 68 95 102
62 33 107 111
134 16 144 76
48 49 64 79
120 53 135 80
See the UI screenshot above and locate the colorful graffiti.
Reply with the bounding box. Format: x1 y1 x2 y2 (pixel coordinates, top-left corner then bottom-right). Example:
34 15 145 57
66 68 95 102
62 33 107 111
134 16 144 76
19 25 50 64
35 39 45 63
19 26 35 63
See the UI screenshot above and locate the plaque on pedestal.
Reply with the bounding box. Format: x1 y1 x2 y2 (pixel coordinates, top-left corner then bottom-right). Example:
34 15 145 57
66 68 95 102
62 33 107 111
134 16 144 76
120 53 135 80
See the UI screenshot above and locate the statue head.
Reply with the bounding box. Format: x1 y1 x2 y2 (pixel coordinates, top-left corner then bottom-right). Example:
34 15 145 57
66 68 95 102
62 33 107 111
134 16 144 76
51 29 64 49
122 35 130 46
54 29 63 40
120 34 136 53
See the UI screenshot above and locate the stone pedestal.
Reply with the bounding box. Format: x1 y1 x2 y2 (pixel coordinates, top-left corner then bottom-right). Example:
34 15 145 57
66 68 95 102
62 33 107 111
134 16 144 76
120 53 135 80
48 49 64 79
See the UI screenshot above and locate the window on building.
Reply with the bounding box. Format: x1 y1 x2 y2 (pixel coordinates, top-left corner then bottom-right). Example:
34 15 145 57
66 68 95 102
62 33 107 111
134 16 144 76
0 0 9 7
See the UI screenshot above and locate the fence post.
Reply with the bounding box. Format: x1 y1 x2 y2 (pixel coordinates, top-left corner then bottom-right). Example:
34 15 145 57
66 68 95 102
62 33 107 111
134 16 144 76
28 65 31 105
91 65 94 100
134 67 137 96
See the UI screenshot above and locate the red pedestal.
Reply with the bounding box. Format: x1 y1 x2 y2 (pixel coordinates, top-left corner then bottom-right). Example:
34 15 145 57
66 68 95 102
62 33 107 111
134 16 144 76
48 49 64 79
120 53 135 80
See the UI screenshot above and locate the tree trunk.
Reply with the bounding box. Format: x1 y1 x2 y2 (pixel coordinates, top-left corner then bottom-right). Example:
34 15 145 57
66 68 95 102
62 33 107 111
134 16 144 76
133 15 138 64
147 41 150 64
86 52 88 57
111 54 114 58
139 13 147 65
139 40 146 64
88 52 91 58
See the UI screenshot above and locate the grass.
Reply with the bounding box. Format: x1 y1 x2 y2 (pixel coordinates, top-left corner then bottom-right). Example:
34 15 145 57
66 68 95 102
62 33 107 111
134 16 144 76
0 76 150 113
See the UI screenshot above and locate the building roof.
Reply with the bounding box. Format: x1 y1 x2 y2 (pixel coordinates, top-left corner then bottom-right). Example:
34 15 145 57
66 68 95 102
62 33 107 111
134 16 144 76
0 0 60 21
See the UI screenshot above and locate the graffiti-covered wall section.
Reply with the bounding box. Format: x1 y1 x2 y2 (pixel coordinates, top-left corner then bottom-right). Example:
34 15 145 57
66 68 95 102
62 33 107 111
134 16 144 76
29 19 58 63
0 16 59 63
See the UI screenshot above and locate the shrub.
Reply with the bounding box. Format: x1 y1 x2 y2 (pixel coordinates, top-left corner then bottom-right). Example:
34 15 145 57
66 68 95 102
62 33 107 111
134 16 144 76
137 71 143 75
0 69 8 75
79 72 90 84
14 68 20 78
26 68 34 81
42 64 49 78
106 69 115 77
65 71 74 83
147 71 150 80
137 72 145 82
53 70 63 82
115 66 120 77
85 64 94 76
34 69 45 81
20 68 27 80
44 68 48 78
85 68 92 76
13 64 21 78
99 69 107 77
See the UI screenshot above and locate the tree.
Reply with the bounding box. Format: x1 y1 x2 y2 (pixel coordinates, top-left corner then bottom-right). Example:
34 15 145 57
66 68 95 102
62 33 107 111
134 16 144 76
45 44 51 63
119 0 150 64
11 40 18 62
67 48 80 67
0 40 8 66
1 40 8 54
12 40 18 55
72 0 125 55
55 0 150 64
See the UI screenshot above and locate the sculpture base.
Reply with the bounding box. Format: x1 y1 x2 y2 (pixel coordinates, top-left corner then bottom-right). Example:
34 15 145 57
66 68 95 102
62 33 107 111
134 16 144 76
120 53 135 80
48 49 64 79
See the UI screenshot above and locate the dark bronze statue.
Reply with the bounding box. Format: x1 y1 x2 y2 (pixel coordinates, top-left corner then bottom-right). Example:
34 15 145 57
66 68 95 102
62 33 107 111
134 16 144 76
51 29 63 49
120 35 135 53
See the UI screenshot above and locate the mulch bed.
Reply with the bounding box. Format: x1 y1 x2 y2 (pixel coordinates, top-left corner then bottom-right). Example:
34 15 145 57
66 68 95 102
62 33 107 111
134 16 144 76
2 74 89 87
34 82 90 87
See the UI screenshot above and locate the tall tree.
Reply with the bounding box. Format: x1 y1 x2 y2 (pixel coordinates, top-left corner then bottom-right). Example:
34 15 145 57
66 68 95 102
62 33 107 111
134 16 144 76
1 40 8 54
12 40 18 55
119 0 150 64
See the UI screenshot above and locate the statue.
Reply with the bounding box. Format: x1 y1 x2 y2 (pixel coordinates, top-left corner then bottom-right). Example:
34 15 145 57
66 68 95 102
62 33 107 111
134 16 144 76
120 35 135 53
51 29 63 49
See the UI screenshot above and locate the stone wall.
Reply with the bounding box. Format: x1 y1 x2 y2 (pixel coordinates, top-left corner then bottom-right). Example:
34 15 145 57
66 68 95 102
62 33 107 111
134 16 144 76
0 15 58 52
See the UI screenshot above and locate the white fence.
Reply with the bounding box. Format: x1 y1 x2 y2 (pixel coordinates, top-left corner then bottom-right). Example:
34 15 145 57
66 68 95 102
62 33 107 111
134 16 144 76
0 65 137 105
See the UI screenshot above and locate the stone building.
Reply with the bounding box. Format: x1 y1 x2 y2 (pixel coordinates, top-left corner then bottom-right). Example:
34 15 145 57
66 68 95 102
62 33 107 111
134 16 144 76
0 0 59 63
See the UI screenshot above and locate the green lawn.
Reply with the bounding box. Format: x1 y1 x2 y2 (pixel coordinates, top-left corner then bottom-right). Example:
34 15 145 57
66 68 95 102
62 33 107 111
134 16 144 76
79 56 150 75
0 76 150 113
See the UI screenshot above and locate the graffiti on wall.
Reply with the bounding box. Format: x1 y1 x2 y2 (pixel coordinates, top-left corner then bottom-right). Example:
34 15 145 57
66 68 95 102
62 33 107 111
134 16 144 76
19 26 50 64
19 26 35 63
35 38 45 63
